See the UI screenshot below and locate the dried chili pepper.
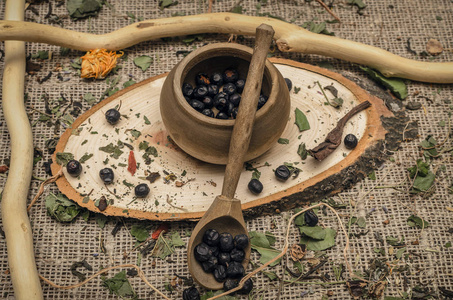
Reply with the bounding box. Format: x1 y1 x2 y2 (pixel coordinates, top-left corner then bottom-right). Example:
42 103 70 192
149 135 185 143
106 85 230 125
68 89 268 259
127 150 137 176
152 223 169 240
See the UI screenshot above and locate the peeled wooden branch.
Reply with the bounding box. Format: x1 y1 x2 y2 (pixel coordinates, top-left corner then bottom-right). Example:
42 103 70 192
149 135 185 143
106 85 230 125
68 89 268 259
0 13 452 83
1 0 44 299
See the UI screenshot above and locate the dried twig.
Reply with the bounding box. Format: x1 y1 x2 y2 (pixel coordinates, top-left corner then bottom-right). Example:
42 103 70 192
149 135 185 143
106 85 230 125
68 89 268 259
27 168 64 211
314 0 341 22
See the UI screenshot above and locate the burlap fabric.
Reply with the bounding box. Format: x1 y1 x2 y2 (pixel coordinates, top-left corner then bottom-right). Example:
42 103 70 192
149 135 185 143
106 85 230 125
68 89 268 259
0 0 452 299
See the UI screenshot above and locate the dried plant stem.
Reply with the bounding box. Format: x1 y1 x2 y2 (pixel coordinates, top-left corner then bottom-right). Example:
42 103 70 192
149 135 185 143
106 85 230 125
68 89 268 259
39 264 170 300
208 203 362 300
314 0 341 22
27 168 63 211
0 13 453 83
1 0 44 299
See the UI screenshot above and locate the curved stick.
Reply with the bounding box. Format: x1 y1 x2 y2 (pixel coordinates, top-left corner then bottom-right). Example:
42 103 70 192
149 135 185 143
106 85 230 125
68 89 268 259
1 0 44 299
0 13 452 83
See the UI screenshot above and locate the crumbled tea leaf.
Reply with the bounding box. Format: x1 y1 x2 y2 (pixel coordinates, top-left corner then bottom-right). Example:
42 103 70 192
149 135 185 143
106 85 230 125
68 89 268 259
79 153 93 163
67 0 102 20
299 226 327 240
294 86 301 94
95 213 108 229
146 172 160 184
45 192 81 222
368 170 376 180
413 172 435 192
278 138 289 144
129 129 141 139
386 236 405 247
407 215 430 229
294 108 310 131
83 93 96 105
360 67 408 99
395 247 406 259
131 225 149 242
151 231 185 260
348 0 367 9
31 50 49 60
300 228 336 251
251 169 261 180
99 143 124 159
133 55 153 72
122 180 134 188
159 0 178 9
123 80 136 88
56 152 74 166
297 142 308 160
102 270 137 299
143 115 151 125
301 21 335 35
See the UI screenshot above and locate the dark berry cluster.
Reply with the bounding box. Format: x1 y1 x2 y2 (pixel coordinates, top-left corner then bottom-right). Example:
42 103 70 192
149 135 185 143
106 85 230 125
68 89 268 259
182 69 268 120
193 229 253 294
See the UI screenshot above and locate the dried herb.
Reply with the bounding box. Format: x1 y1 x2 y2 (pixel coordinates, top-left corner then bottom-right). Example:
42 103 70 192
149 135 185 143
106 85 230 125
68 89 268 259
294 108 310 132
79 153 93 163
95 214 108 229
408 159 435 192
348 0 367 9
45 192 81 222
159 0 178 9
133 55 153 72
55 152 74 166
152 223 169 240
278 138 289 144
102 270 137 299
127 151 137 176
131 224 149 242
83 93 96 105
407 215 430 229
231 5 243 14
308 101 371 161
249 231 281 266
301 21 335 35
70 260 93 282
123 80 136 88
360 67 408 99
67 0 102 20
145 172 160 183
299 227 336 251
31 50 49 60
151 231 185 260
99 142 124 159
317 81 343 108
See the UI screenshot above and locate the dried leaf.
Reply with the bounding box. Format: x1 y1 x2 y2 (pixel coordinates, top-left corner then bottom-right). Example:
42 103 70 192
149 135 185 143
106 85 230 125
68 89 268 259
289 244 306 261
55 152 74 166
407 215 430 229
300 228 336 251
67 0 102 20
102 270 137 299
426 39 443 56
249 231 281 266
294 108 310 132
133 55 153 72
360 67 408 100
45 192 81 222
131 225 149 242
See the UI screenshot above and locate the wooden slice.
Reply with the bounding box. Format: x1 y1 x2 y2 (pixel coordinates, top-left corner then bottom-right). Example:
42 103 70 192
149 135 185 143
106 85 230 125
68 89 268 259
52 58 392 221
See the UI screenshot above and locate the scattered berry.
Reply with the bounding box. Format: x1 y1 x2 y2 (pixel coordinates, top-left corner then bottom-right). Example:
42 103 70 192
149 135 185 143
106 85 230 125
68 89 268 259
201 108 215 118
207 84 219 97
193 85 208 99
344 134 358 149
182 83 194 97
304 209 319 227
105 108 121 125
284 78 292 91
248 179 263 194
229 93 241 106
223 68 239 83
210 72 223 86
216 112 229 120
183 286 200 300
99 168 114 184
238 278 254 294
275 165 291 181
235 79 245 93
134 183 150 198
223 83 237 95
66 159 82 177
257 94 268 109
189 99 205 112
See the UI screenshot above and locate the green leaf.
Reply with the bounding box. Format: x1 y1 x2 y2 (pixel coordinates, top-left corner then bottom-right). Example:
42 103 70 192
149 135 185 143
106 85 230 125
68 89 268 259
300 228 336 251
99 143 124 159
386 236 405 246
294 108 310 132
249 231 281 266
170 231 185 247
348 0 367 9
151 231 185 260
67 0 102 20
143 115 151 125
368 170 376 180
31 50 49 60
45 192 81 222
130 225 149 242
407 215 430 229
356 216 366 228
384 297 405 300
278 138 289 144
79 153 93 163
231 5 243 14
129 129 141 139
95 214 109 229
301 21 335 35
444 241 452 248
412 172 435 191
102 270 137 299
83 93 96 105
201 290 237 300
56 152 74 166
395 247 406 259
123 80 136 88
159 0 178 9
297 142 308 160
133 55 153 72
360 67 408 99
408 159 430 178
299 226 327 240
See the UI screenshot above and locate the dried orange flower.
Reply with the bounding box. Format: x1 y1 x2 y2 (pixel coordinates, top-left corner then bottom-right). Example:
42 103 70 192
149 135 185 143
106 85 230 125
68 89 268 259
80 48 123 79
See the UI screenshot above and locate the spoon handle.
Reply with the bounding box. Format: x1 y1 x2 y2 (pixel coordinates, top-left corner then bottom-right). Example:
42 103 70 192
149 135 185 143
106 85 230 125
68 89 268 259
222 24 275 199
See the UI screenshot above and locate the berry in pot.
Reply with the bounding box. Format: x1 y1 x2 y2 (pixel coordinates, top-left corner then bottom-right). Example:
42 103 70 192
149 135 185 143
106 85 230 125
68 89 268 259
235 79 245 93
234 234 249 250
203 229 220 246
223 68 239 83
230 248 245 262
223 83 237 95
216 112 229 120
225 102 235 117
207 84 219 97
344 134 358 149
215 98 229 112
182 83 194 97
193 85 208 99
183 286 200 300
275 165 291 181
134 183 150 198
226 261 245 279
209 246 219 257
200 96 214 108
219 232 234 252
218 252 231 266
99 168 114 184
201 109 214 118
257 94 268 109
214 91 229 102
184 95 191 103
229 93 241 107
247 179 263 194
213 265 227 282
201 255 218 273
223 279 238 292
196 73 210 86
284 78 292 91
304 209 319 227
189 99 205 112
105 108 121 125
238 278 254 294
66 159 82 177
210 72 224 86
194 243 212 262
231 107 239 119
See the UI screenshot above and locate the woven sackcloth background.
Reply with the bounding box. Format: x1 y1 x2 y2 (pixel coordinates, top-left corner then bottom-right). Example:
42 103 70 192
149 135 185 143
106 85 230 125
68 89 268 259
0 0 452 299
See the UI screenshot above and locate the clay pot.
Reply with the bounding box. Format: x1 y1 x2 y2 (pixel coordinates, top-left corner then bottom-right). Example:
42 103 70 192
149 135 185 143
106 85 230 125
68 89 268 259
160 43 290 164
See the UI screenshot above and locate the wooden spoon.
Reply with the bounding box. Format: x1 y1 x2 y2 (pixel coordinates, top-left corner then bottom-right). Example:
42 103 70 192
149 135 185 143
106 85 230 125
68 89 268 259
187 24 275 290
